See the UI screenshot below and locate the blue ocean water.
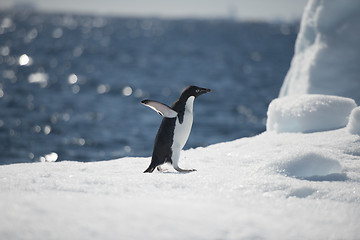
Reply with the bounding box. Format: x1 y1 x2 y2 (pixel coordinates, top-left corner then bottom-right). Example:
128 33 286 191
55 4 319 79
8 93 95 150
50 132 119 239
0 10 298 164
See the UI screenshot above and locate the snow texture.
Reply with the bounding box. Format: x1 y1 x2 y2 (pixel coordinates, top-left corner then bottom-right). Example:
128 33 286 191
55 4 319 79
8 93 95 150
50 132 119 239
347 107 360 135
279 0 360 104
266 94 357 133
1 127 360 240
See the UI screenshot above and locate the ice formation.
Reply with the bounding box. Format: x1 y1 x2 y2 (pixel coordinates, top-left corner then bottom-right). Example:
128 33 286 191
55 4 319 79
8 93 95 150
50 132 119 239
279 0 360 104
266 94 357 133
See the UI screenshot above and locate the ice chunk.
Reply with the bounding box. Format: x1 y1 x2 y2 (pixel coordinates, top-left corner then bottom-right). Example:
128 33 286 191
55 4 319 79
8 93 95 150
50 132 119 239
266 94 356 133
279 0 360 104
347 107 360 135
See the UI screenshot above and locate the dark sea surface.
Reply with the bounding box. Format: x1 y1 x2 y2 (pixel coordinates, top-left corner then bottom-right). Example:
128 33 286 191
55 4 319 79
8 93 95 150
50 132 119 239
0 10 298 164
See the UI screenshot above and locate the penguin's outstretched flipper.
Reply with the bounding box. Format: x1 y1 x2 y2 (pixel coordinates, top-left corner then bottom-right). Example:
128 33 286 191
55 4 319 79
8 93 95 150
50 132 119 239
141 100 178 118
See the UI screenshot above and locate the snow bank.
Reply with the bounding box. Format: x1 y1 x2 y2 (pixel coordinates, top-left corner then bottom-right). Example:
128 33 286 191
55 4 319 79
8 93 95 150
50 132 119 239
347 107 360 135
266 94 356 133
279 0 360 104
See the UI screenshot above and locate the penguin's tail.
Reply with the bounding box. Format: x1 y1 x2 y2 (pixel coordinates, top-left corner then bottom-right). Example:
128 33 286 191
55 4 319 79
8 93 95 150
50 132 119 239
143 165 156 173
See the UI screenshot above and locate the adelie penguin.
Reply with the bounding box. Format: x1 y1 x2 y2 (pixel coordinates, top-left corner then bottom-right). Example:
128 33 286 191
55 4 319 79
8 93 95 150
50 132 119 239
141 86 211 173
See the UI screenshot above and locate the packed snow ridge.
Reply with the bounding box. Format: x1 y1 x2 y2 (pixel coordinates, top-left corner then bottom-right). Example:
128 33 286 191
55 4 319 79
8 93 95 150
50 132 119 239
267 94 357 133
347 107 360 135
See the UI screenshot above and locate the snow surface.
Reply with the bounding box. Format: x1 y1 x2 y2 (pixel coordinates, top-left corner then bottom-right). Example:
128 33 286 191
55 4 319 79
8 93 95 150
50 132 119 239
279 0 360 104
266 94 357 133
1 126 360 240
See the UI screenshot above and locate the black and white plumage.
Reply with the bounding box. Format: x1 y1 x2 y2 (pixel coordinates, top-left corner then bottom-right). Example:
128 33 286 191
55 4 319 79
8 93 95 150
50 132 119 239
141 86 211 173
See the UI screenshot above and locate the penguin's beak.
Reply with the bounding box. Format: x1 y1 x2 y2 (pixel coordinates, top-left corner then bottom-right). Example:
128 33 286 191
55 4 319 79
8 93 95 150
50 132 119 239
200 88 211 94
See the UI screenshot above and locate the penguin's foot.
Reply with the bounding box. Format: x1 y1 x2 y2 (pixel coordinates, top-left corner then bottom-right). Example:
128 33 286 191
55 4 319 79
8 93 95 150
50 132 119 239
157 166 168 172
174 166 197 173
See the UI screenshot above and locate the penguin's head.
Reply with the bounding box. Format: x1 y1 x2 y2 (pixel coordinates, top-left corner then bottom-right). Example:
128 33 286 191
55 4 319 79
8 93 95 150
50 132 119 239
180 86 211 101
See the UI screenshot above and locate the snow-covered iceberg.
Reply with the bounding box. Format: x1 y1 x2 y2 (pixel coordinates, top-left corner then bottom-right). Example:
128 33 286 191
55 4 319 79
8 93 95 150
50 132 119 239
279 0 360 104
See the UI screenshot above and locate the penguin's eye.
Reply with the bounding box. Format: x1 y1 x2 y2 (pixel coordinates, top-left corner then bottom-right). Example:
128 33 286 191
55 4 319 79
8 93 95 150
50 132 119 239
196 89 200 93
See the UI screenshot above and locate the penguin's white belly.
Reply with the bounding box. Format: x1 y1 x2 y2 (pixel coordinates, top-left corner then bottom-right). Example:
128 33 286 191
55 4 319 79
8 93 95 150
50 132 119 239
173 112 193 150
172 97 194 150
